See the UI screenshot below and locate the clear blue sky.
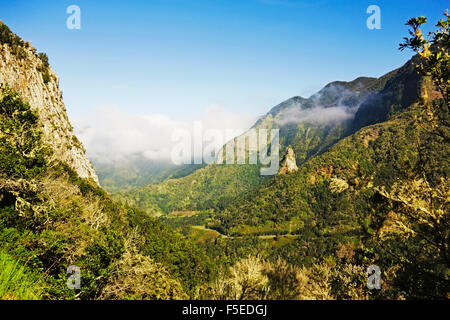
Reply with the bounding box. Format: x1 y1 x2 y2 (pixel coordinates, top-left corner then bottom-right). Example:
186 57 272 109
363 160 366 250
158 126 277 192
0 0 447 119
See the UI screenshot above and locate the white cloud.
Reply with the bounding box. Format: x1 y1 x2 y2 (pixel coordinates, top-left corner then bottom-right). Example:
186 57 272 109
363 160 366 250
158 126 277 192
275 104 357 126
274 85 361 126
72 104 258 164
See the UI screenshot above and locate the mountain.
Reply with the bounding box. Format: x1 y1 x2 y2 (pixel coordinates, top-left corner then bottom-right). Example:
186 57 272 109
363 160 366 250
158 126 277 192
208 55 425 235
353 56 421 130
116 48 448 299
278 145 298 175
92 154 205 193
205 56 449 298
0 24 97 183
116 61 407 215
115 163 265 215
0 22 215 299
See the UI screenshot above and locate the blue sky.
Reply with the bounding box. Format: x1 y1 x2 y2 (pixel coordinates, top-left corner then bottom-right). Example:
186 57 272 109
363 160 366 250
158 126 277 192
0 0 447 121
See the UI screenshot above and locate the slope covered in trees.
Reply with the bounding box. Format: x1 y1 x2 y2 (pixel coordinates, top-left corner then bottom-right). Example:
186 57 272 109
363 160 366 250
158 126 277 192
202 13 450 299
134 12 449 299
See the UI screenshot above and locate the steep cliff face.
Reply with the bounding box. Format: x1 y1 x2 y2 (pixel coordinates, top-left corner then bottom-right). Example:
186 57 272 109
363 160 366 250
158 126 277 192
0 33 98 183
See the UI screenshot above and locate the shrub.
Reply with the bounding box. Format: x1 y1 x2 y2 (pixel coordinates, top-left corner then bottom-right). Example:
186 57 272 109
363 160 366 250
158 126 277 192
0 86 49 179
37 53 49 68
0 22 26 58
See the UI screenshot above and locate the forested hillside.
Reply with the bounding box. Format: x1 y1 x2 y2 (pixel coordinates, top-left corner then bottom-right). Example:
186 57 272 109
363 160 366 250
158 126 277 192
116 69 401 214
116 47 421 217
94 156 205 193
118 13 449 299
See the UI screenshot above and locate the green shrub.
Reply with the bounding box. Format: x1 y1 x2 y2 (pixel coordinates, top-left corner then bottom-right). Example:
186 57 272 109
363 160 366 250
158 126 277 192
37 53 49 68
0 22 26 58
0 86 49 179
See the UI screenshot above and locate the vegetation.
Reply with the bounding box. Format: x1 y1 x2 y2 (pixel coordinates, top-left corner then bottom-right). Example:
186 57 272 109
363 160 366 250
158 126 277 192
201 255 373 300
203 11 449 299
138 11 449 300
95 158 205 194
1 11 448 300
0 87 216 299
116 60 403 217
0 252 43 300
115 164 266 214
37 52 51 84
0 22 27 59
0 21 51 84
399 11 450 105
0 85 49 179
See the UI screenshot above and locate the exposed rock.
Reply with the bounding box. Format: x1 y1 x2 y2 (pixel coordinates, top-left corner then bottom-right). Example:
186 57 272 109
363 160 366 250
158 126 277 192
0 41 98 183
278 146 298 174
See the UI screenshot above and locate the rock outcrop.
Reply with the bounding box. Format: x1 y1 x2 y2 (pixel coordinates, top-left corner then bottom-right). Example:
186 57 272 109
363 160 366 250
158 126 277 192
279 146 298 174
0 27 98 183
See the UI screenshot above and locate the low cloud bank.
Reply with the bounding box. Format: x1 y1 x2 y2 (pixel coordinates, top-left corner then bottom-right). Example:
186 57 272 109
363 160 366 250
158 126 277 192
72 104 257 164
275 104 358 126
275 85 362 126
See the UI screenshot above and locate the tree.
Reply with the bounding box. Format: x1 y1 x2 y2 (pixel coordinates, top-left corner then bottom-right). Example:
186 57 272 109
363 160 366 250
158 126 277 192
365 11 450 298
400 10 449 107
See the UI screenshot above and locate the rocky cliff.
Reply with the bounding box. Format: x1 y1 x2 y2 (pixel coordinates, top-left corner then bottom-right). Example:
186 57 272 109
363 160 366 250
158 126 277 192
0 23 98 183
279 146 298 174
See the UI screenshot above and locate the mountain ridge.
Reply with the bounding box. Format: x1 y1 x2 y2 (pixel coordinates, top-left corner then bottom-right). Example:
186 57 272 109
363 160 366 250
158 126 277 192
0 22 98 183
116 56 419 215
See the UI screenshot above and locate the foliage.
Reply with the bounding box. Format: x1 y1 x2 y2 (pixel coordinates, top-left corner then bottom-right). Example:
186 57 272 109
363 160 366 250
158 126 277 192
202 255 269 300
37 53 49 69
116 75 395 215
0 87 216 300
94 158 190 193
100 236 187 300
2 11 449 300
202 255 371 300
0 252 43 300
0 85 49 179
198 12 450 299
0 22 27 59
115 164 265 214
36 53 51 84
400 11 450 106
126 207 216 296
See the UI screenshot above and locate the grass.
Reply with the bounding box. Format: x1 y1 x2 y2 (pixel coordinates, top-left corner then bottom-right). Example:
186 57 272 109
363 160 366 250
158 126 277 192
0 252 43 300
189 226 221 243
